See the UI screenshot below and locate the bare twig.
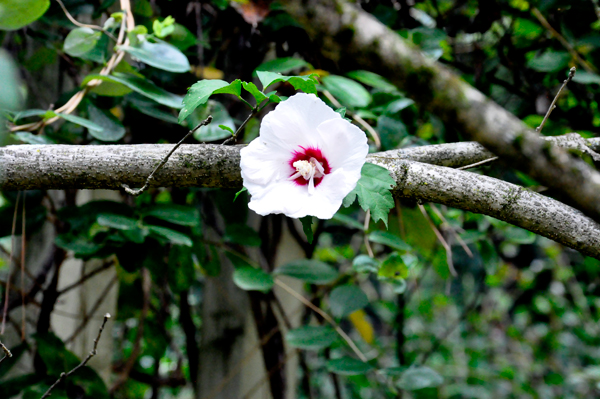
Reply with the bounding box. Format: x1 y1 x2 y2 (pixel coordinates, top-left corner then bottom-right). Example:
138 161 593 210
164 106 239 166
123 116 212 196
418 203 457 277
0 340 12 364
457 156 498 170
41 313 111 399
2 192 20 335
428 203 473 258
537 67 576 134
222 108 258 145
364 209 374 258
531 9 594 73
55 0 118 41
275 278 368 362
57 259 115 296
21 198 26 340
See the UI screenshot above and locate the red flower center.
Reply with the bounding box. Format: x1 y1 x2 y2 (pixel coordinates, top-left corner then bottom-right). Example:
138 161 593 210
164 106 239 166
288 147 331 187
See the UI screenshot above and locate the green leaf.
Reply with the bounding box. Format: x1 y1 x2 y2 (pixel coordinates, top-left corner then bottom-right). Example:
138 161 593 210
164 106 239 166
234 187 247 202
50 111 104 132
300 216 314 244
286 326 338 350
346 70 397 91
191 100 236 141
86 103 126 142
242 81 268 103
119 39 190 73
321 75 372 108
97 213 138 230
343 163 395 227
219 124 235 135
397 366 443 391
526 51 571 73
168 23 197 51
178 79 241 123
147 225 193 247
505 226 536 244
378 252 409 280
126 93 178 123
13 132 55 144
255 57 309 74
275 259 339 284
63 27 101 57
572 71 600 85
326 357 373 376
352 255 379 273
331 212 364 230
0 0 49 31
369 231 411 251
142 204 199 226
329 285 369 318
55 235 103 257
81 73 183 108
233 266 274 292
256 71 319 94
152 16 175 38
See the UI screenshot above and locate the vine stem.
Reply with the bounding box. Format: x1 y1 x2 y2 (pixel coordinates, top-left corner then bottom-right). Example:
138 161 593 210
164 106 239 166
123 116 212 196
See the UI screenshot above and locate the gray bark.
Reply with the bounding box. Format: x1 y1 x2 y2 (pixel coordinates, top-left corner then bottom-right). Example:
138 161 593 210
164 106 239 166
280 0 600 223
1 139 599 259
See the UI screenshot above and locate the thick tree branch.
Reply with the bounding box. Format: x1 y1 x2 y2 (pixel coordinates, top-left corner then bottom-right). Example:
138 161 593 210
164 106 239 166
1 139 600 259
280 0 600 223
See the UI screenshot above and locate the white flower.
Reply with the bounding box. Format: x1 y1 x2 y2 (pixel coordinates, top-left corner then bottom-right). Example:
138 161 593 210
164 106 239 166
240 93 368 219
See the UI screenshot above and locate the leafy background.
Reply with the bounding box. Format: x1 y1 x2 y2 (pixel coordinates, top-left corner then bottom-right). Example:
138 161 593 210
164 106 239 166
1 0 600 398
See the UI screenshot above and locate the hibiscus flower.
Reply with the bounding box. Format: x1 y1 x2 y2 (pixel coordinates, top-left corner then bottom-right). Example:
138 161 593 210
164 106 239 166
240 93 368 219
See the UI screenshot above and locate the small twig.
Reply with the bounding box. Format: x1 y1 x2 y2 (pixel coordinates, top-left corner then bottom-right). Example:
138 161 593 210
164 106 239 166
457 156 498 170
21 197 26 341
41 313 111 399
322 90 381 148
536 67 576 134
2 192 20 335
55 0 118 41
123 116 212 196
222 108 257 145
275 278 369 362
428 203 473 258
531 9 595 73
418 203 457 277
0 340 12 364
57 259 115 295
363 209 374 258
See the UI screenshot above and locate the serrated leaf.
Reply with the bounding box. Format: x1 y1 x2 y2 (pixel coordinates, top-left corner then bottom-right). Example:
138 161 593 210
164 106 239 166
119 39 190 73
242 81 268 103
285 326 337 350
300 216 314 244
343 163 395 227
63 27 102 57
326 357 373 375
329 285 369 318
178 79 241 123
81 73 183 108
256 71 319 94
275 259 338 284
397 366 443 391
369 231 411 251
233 266 274 292
321 75 372 108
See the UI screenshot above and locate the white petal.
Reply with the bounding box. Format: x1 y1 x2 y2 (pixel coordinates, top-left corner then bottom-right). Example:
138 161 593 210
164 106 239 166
259 93 341 151
240 138 291 186
316 118 369 170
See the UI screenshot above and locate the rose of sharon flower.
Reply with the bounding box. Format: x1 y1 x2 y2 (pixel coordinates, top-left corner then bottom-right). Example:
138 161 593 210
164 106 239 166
240 93 369 219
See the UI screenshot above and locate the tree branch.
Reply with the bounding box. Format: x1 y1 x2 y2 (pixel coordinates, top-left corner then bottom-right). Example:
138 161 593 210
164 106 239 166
280 0 600 223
